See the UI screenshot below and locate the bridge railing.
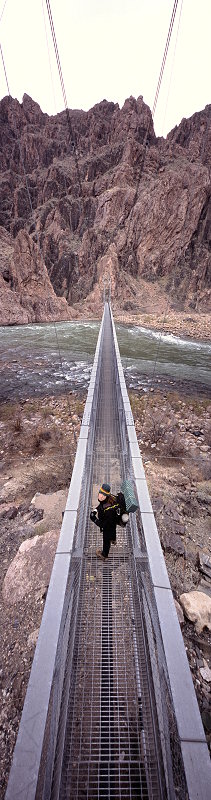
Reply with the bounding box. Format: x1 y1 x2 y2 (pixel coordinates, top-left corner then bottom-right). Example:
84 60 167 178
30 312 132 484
109 303 211 800
5 310 107 800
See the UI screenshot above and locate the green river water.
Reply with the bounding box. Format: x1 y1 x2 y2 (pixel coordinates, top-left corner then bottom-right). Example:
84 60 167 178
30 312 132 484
0 320 210 402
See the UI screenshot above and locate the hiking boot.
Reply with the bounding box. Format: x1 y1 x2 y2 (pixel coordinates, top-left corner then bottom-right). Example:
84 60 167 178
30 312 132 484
96 549 107 561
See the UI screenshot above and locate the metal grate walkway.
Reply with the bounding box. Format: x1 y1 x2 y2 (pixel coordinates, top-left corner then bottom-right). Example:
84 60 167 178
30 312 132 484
52 305 163 799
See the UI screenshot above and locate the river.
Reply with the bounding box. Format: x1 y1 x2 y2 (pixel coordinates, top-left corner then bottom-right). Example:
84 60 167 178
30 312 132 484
0 320 210 402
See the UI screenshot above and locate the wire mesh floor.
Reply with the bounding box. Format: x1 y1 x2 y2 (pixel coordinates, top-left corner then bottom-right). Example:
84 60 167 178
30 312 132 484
53 306 163 799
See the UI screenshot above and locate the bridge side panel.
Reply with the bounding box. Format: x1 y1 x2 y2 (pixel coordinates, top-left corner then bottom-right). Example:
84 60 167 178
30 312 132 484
5 311 106 800
109 304 211 800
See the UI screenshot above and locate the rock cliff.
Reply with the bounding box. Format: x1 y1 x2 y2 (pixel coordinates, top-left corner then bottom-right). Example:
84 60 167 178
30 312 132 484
0 93 210 323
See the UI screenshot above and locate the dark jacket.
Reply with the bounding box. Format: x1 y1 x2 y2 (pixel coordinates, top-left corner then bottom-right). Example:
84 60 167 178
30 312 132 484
91 499 119 537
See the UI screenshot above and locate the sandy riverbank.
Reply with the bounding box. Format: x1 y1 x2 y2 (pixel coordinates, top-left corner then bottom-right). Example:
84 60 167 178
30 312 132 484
71 285 211 343
114 309 211 342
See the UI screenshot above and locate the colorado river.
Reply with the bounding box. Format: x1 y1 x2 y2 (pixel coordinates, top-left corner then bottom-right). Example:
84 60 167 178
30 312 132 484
0 320 210 402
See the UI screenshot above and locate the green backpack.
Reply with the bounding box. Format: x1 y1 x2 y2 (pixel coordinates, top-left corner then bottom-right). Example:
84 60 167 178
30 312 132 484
120 480 139 513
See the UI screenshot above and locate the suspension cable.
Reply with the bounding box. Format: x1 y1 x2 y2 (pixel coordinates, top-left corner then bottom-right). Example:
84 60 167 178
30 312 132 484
0 42 77 431
139 0 190 422
85 0 182 275
0 43 35 220
162 0 184 135
45 0 83 198
0 0 8 24
119 0 185 425
0 0 182 427
119 0 180 245
42 0 180 279
152 0 179 119
0 41 9 92
41 0 57 114
42 0 182 422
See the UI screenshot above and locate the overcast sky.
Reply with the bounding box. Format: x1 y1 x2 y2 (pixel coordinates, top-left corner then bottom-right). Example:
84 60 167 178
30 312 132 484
0 0 210 137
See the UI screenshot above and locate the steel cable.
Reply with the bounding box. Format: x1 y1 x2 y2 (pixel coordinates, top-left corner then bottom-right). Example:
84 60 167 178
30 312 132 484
0 0 8 24
122 0 186 427
43 0 182 392
119 0 180 248
162 0 184 135
0 42 77 434
42 0 57 113
152 0 179 118
1 0 182 426
43 0 181 266
45 0 83 198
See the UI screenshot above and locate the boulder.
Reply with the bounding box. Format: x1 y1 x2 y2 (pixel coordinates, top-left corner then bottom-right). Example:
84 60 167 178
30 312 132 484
27 628 40 648
2 529 59 604
200 664 211 683
159 506 186 539
179 591 211 634
174 599 184 625
197 579 211 599
31 488 68 533
162 531 185 556
202 710 211 733
0 503 19 521
197 551 211 580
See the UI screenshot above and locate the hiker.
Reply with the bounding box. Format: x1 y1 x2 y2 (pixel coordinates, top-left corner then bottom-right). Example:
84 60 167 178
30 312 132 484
90 483 119 561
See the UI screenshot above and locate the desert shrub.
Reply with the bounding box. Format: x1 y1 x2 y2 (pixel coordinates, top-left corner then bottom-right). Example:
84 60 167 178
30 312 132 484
40 429 51 441
41 405 53 419
14 416 22 432
33 429 42 449
129 393 145 420
0 402 19 421
73 399 84 418
143 410 166 444
33 427 51 449
204 422 211 447
164 429 185 457
165 391 181 411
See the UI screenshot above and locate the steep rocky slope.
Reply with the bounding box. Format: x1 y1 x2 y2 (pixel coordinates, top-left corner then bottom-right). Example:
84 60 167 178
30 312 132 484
0 93 210 323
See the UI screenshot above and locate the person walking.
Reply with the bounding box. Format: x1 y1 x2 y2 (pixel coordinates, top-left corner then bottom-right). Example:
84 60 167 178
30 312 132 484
90 483 119 561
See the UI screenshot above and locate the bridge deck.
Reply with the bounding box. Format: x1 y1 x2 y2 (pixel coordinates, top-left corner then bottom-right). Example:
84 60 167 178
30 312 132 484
53 304 162 798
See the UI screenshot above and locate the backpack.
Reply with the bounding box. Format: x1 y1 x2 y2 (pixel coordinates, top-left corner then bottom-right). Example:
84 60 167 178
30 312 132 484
120 480 139 513
115 492 129 527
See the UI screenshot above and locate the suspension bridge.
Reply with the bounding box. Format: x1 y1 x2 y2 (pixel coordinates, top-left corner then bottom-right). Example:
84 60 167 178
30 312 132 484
5 301 211 799
1 1 211 795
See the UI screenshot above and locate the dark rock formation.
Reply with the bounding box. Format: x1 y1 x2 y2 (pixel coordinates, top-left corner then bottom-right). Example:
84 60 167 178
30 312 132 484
0 226 71 324
0 93 210 323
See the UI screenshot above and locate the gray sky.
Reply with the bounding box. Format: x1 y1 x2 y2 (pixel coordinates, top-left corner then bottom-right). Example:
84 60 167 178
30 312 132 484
0 0 210 137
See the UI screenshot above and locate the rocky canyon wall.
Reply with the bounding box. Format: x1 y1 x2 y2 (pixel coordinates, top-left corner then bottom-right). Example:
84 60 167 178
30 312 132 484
0 92 210 323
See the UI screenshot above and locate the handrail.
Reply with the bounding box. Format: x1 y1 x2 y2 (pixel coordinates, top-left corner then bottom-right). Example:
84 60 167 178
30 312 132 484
5 310 106 800
109 302 211 799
